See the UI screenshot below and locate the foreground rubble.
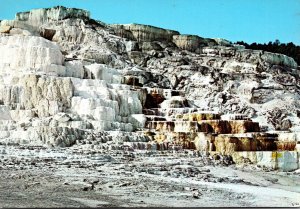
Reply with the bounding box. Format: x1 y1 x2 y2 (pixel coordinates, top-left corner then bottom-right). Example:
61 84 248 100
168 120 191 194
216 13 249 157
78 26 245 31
0 145 299 207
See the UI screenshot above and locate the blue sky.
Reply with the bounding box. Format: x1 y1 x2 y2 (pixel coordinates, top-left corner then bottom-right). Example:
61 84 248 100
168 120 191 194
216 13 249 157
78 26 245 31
1 0 299 45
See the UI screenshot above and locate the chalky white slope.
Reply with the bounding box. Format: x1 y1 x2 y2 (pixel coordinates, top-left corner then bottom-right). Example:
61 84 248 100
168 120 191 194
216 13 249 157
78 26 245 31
0 7 148 147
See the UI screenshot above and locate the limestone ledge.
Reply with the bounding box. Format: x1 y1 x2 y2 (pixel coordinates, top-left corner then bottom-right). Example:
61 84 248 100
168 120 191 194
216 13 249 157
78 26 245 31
172 35 233 52
145 120 260 134
202 46 297 69
110 23 180 42
214 133 277 155
15 6 90 25
172 35 207 53
0 20 37 35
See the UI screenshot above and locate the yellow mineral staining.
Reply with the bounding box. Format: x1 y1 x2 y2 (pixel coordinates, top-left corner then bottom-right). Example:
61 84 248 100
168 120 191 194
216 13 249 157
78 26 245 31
174 121 199 132
145 121 175 132
0 25 12 33
180 113 221 121
212 133 279 155
142 89 296 156
228 120 260 134
153 132 197 149
154 134 167 143
271 152 283 159
145 110 297 155
214 136 238 155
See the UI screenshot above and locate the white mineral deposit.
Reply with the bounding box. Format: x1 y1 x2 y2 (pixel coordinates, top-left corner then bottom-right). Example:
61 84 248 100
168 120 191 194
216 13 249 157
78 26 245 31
0 5 299 208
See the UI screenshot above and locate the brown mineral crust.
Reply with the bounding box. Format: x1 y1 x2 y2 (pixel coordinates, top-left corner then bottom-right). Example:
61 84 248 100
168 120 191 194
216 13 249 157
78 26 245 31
181 113 221 121
228 120 260 134
144 93 165 109
198 120 231 134
275 141 296 151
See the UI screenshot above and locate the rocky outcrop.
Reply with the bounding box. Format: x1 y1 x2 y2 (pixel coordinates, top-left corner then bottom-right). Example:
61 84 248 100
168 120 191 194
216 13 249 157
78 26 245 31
172 35 205 52
110 24 180 42
0 25 12 33
261 51 297 69
15 6 90 25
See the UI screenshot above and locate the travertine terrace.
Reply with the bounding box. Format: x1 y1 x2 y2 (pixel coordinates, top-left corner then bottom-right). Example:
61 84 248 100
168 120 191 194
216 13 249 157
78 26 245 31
0 6 299 207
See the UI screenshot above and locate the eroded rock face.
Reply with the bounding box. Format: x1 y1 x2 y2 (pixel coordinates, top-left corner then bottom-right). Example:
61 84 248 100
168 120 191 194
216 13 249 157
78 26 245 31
110 24 180 42
15 6 90 25
172 35 204 52
214 133 277 155
19 75 73 117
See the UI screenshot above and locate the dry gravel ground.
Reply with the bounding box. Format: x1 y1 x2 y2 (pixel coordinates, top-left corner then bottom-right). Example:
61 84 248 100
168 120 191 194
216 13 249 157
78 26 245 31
0 145 299 207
